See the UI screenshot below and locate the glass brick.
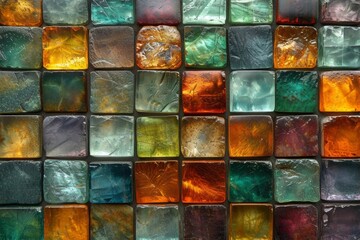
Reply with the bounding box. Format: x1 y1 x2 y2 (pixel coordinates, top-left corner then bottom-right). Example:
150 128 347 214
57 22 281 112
43 0 88 25
91 0 134 25
230 0 273 24
183 0 226 25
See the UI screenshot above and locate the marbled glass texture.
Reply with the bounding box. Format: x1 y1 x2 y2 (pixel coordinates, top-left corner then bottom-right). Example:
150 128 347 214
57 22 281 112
230 71 274 112
91 205 133 240
136 71 179 113
44 205 89 240
321 160 360 201
90 162 132 203
136 205 179 240
181 116 225 158
275 115 319 157
321 0 360 24
136 0 180 25
275 159 320 203
230 204 273 240
0 0 42 26
230 0 273 24
43 115 87 157
183 0 226 25
43 26 88 70
137 116 179 158
90 116 134 157
275 71 318 113
322 204 360 239
0 71 41 113
184 205 226 240
90 26 134 68
319 26 360 68
229 26 273 69
90 71 134 114
276 0 317 25
0 161 42 204
0 207 43 240
229 161 273 202
0 115 41 159
43 0 88 25
91 0 134 25
275 205 318 240
185 26 227 68
44 160 88 204
0 27 42 69
42 71 87 112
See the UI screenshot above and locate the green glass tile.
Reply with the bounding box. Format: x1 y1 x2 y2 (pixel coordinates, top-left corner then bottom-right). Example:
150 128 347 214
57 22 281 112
43 0 88 25
230 0 273 24
184 26 227 68
229 161 273 202
275 159 320 203
91 0 134 25
275 71 318 113
183 0 226 25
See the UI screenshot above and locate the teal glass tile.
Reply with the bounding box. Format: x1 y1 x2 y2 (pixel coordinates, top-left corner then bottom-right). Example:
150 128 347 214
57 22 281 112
90 115 134 157
0 27 42 69
182 0 226 25
90 162 133 203
44 159 89 204
0 71 41 113
43 0 88 25
230 0 273 24
229 161 273 202
91 0 134 25
0 207 43 240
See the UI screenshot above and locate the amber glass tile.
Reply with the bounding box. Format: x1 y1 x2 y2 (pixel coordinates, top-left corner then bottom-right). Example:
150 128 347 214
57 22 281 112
0 0 42 26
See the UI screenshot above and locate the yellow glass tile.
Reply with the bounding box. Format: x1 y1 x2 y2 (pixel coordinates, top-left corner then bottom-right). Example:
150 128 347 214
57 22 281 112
0 0 42 26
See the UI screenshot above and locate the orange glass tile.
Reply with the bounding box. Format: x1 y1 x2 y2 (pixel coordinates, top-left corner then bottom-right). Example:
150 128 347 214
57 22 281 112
229 115 273 157
274 26 318 69
0 0 42 26
182 160 226 203
230 203 273 240
43 26 88 70
322 116 360 157
44 205 89 240
182 71 226 114
135 161 179 203
320 71 360 112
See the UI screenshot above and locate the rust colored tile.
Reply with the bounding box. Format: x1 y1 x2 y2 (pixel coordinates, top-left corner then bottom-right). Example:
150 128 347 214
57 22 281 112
320 71 360 112
229 115 273 157
135 161 179 203
0 0 42 26
274 26 318 69
182 161 226 203
44 205 89 240
182 71 226 114
322 116 360 157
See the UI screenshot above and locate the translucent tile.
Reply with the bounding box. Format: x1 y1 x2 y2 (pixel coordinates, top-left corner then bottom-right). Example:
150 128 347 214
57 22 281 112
136 71 179 113
274 26 318 69
43 26 88 70
276 0 317 25
230 71 275 112
43 115 87 157
183 0 226 25
230 0 273 24
182 71 226 114
0 71 41 113
229 26 273 69
90 115 134 157
275 71 318 113
91 0 134 25
136 26 182 69
0 0 42 26
229 161 273 202
135 161 179 203
0 27 42 69
184 26 227 68
136 0 180 25
90 162 132 203
89 26 134 68
181 116 225 158
321 0 360 24
0 115 41 159
91 205 133 240
43 0 88 25
182 161 226 203
275 159 320 203
137 116 179 158
44 159 88 204
42 71 87 112
0 161 42 204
